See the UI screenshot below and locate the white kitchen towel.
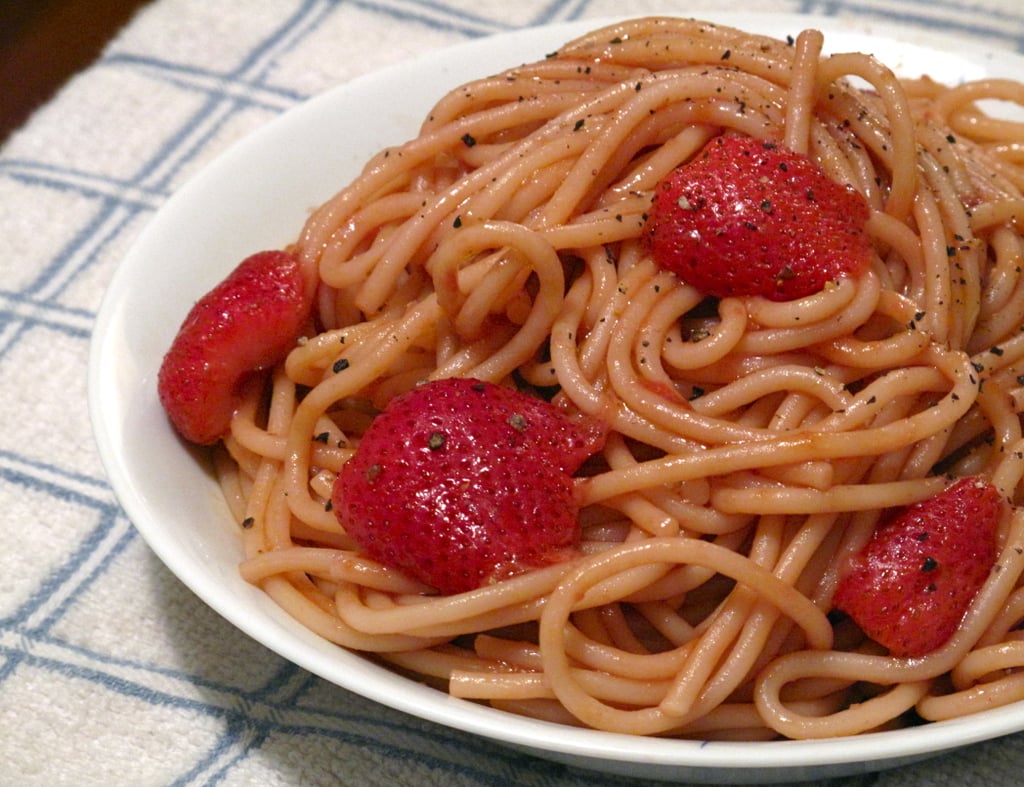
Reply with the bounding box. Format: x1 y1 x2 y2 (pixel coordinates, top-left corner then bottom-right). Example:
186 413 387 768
3 1 1024 784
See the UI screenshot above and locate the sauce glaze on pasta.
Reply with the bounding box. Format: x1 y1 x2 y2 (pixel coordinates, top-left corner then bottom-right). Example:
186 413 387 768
217 17 1024 740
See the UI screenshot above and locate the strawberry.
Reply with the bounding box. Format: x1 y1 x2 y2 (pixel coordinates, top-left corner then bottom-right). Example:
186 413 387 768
331 378 606 595
646 135 872 301
158 249 313 445
832 477 1002 658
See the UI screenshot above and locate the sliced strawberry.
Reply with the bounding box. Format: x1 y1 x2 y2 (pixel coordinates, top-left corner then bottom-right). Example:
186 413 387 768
332 378 606 595
646 135 872 301
158 250 313 445
833 477 1002 658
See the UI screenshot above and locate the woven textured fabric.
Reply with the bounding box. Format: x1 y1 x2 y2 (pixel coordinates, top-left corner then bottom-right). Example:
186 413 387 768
3 1 1024 784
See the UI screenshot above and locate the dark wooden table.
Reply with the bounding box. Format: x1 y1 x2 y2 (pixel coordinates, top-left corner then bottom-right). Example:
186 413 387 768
0 0 151 144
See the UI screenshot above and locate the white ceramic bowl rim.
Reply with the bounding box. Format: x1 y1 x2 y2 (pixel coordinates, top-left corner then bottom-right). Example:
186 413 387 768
89 13 1024 782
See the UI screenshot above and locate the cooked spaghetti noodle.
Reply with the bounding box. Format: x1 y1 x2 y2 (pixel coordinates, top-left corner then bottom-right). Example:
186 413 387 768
213 17 1024 739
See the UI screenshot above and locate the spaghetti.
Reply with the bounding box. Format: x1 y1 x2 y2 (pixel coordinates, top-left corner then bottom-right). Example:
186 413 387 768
211 17 1024 739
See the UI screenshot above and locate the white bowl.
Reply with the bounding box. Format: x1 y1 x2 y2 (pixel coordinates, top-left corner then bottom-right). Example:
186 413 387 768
89 13 1024 783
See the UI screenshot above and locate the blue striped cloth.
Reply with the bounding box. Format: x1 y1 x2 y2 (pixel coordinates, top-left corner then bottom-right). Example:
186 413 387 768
4 1 1024 784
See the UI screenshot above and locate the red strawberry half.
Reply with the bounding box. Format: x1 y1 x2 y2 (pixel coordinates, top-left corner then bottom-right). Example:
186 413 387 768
646 135 872 301
158 249 313 445
332 378 606 595
833 477 1002 658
